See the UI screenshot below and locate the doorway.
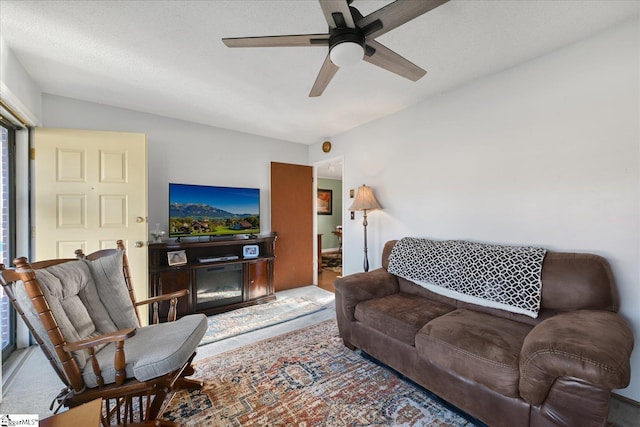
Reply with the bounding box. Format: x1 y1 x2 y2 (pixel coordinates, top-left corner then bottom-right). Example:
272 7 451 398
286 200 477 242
314 156 344 293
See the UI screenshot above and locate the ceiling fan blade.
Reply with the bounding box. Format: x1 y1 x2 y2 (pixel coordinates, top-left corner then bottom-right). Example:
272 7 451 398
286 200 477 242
309 54 340 97
319 0 355 29
223 34 329 48
363 40 426 82
357 0 449 39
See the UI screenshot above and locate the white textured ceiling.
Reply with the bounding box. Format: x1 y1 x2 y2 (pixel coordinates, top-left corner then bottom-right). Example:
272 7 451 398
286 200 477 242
1 1 638 144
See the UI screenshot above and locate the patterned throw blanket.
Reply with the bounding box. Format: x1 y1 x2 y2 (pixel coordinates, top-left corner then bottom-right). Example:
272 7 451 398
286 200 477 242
387 237 546 318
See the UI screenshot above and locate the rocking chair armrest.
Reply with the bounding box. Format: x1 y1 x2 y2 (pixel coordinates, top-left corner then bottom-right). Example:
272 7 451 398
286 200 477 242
138 289 189 323
136 289 189 307
63 328 137 352
63 328 137 388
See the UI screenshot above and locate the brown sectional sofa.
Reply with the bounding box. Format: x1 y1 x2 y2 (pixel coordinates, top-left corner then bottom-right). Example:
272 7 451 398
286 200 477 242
334 240 634 427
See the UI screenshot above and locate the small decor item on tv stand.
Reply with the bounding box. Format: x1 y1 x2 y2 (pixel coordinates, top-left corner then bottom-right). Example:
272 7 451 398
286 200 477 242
243 244 259 259
150 223 165 243
167 250 188 266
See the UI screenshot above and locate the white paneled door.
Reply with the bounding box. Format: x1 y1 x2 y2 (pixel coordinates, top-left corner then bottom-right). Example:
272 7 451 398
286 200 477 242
34 128 149 322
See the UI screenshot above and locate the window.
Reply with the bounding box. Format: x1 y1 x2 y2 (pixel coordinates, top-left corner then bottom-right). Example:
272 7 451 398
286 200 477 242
1 121 16 362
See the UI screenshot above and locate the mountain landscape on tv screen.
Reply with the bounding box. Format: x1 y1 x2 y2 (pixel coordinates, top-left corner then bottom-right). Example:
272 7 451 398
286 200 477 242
169 202 259 236
170 202 250 219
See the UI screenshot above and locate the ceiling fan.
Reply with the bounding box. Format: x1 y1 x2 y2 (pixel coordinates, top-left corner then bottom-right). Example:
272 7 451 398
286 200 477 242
222 0 449 97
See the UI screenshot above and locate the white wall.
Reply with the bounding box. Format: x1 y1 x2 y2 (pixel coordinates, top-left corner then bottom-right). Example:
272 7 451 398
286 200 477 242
311 18 640 401
0 37 41 124
42 95 309 234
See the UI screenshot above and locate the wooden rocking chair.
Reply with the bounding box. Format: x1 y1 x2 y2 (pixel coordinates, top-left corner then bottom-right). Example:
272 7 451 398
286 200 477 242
0 241 208 426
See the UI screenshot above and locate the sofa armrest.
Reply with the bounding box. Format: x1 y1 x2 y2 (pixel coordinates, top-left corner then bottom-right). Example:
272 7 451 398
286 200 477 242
334 268 398 321
519 310 633 406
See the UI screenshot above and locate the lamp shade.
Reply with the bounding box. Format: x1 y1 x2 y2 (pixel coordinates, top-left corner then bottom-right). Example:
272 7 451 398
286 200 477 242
329 41 364 67
348 185 382 211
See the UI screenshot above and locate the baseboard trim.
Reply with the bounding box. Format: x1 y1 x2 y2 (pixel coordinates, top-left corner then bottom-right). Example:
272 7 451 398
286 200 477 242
611 392 640 408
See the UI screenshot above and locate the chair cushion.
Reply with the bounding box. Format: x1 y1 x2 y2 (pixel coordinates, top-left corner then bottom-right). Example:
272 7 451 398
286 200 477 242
415 309 533 398
34 261 118 368
355 293 454 346
83 249 139 329
82 313 208 388
14 279 69 381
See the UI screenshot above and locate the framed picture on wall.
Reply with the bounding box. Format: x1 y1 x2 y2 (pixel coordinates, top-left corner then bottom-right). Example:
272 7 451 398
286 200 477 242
317 189 332 215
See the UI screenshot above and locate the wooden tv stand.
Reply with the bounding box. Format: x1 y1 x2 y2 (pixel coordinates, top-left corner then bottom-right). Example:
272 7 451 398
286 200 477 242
148 233 277 322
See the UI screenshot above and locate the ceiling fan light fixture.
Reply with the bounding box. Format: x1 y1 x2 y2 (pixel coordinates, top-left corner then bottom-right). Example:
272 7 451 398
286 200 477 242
223 0 447 96
328 28 366 67
330 41 364 67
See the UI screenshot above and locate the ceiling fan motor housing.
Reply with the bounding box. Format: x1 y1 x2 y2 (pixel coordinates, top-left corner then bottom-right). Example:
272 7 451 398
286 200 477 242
329 27 365 50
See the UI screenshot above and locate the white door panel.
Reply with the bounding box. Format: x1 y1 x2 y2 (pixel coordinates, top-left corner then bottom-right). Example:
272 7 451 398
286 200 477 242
34 128 149 323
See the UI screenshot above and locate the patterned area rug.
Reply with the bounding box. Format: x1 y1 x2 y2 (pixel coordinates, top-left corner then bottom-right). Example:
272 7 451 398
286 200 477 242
163 320 480 426
199 297 327 346
321 252 341 268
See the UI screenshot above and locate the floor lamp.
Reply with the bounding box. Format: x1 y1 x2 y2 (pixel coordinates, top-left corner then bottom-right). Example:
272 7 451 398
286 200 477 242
348 185 382 272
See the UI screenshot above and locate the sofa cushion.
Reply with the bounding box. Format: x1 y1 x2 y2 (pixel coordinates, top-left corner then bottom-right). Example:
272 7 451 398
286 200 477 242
82 313 208 388
415 309 533 398
540 252 619 311
355 293 454 346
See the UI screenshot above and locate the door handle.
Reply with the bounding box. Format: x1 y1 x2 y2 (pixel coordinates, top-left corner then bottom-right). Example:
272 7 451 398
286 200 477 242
136 216 145 223
135 241 144 248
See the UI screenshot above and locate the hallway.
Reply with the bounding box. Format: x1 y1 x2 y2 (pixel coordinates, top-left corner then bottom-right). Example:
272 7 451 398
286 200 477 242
318 265 340 293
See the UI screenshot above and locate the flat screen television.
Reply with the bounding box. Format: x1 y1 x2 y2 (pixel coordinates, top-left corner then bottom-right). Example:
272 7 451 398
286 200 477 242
169 183 260 238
